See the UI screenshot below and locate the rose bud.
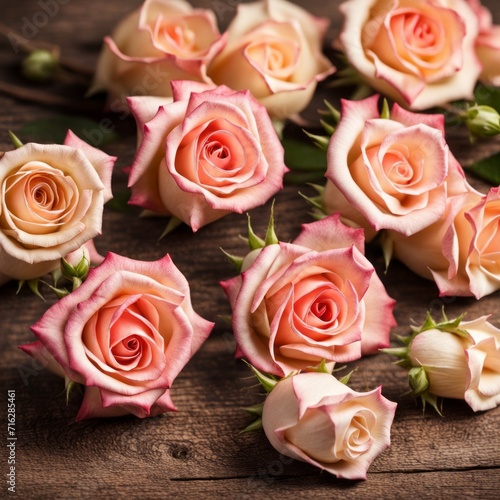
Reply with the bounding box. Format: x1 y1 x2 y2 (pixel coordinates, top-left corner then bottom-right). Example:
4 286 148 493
384 312 500 412
262 372 397 480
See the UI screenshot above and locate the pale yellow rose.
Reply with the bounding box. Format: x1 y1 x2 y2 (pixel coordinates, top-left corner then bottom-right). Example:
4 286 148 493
90 0 225 101
0 132 115 284
207 0 335 119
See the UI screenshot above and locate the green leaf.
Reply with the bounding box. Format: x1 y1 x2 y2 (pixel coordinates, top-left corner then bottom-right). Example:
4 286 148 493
105 189 135 213
474 84 500 111
281 138 328 171
467 151 500 185
19 116 119 146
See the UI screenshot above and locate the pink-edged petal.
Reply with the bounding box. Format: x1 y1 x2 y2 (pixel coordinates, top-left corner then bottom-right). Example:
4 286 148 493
63 130 116 203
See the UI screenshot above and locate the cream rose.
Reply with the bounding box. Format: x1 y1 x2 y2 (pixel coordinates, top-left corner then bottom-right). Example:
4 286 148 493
90 0 225 101
407 316 500 411
339 0 481 110
0 131 115 285
127 81 288 231
20 252 214 420
324 95 473 239
221 215 396 377
207 0 335 119
261 372 397 480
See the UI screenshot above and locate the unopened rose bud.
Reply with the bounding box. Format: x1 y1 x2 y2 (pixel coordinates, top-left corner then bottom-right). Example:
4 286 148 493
386 312 500 412
465 104 500 138
22 49 59 82
61 248 90 286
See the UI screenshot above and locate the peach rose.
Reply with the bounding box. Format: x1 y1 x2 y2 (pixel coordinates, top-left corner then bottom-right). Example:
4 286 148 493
324 96 472 239
339 0 481 110
0 131 115 285
127 81 288 231
388 187 500 298
221 215 396 377
468 0 500 86
90 0 226 101
207 0 335 119
407 316 500 411
20 252 214 420
262 372 397 480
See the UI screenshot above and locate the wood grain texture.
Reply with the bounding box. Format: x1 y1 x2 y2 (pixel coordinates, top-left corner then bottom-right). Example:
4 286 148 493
1 0 500 498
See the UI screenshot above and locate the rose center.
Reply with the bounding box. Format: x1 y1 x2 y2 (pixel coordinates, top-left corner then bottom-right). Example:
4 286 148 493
246 39 297 79
402 13 437 50
311 300 334 322
158 22 196 52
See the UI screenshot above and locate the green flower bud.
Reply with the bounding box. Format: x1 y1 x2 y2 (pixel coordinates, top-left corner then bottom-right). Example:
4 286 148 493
22 50 59 82
465 104 500 138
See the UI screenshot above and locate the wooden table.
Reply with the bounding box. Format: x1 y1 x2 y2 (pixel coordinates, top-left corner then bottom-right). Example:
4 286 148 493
1 0 499 497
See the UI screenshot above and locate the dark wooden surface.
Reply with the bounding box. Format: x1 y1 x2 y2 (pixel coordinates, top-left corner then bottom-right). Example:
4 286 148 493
1 1 500 498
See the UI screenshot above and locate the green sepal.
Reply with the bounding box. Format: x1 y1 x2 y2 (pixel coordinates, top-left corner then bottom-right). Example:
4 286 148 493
303 129 330 151
338 369 356 386
306 358 331 374
159 216 183 240
220 247 244 272
27 279 45 301
408 366 429 395
240 417 263 433
243 360 279 393
242 402 264 417
380 98 390 119
9 130 23 149
16 280 25 295
61 255 89 282
380 346 409 360
323 100 341 125
218 314 233 325
51 267 63 287
246 214 266 250
65 378 78 405
419 391 444 417
379 231 393 274
264 201 279 246
319 119 336 136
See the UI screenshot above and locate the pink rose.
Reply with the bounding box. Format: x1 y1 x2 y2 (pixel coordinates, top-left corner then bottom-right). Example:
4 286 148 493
262 372 397 480
339 0 481 110
406 316 500 411
324 95 473 239
127 81 288 231
388 187 500 298
207 0 335 119
221 215 396 377
468 0 500 86
0 131 115 285
90 0 226 101
20 252 214 420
